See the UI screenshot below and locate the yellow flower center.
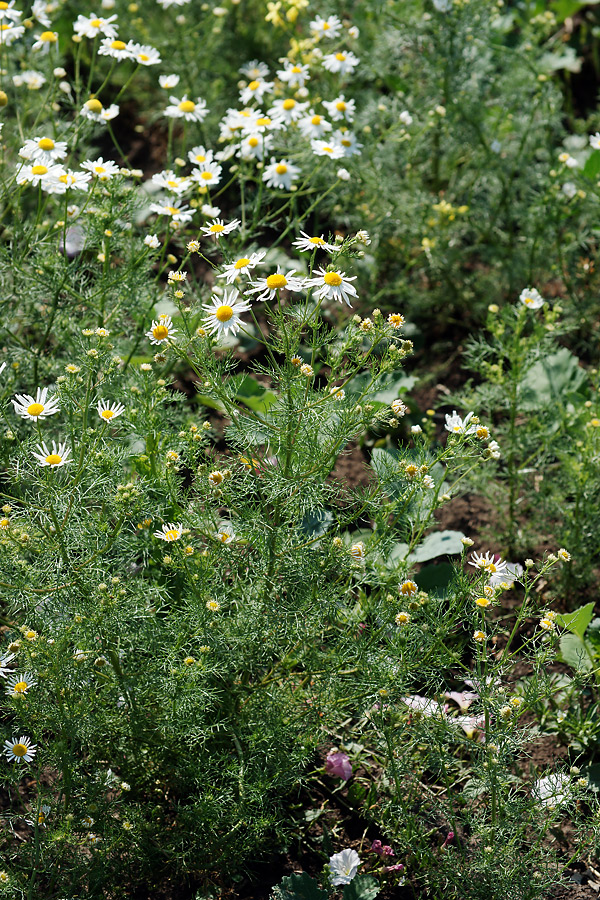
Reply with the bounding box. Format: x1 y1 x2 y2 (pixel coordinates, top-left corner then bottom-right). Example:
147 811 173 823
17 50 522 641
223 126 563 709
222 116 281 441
309 236 325 244
341 138 351 146
324 272 342 286
45 454 62 465
90 19 102 27
0 23 10 30
111 39 126 49
256 117 271 126
194 153 206 162
13 681 28 693
321 145 334 153
85 98 103 113
0 3 8 8
215 304 233 323
40 31 56 41
234 257 250 269
152 325 169 340
405 464 418 476
335 52 346 61
179 100 196 113
164 529 180 541
139 53 149 61
248 137 259 147
275 164 288 174
282 98 296 110
291 65 302 72
0 518 8 528
311 115 322 125
486 562 497 573
31 165 48 176
200 171 213 180
38 138 54 150
248 80 260 90
322 22 330 29
218 532 229 542
266 273 287 289
27 402 45 416
335 101 347 110
101 410 114 419
58 174 69 183
11 743 28 757
167 206 179 215
209 223 225 232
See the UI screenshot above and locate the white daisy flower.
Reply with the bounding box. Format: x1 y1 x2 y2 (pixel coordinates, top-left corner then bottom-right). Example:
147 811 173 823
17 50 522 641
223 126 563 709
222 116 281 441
200 218 240 239
0 22 25 44
558 151 578 169
215 523 236 544
12 387 60 421
239 59 270 79
237 132 274 160
519 287 544 309
311 139 345 159
268 97 308 124
246 268 305 302
80 100 120 123
202 290 251 337
19 136 68 163
187 144 214 167
146 314 177 345
6 672 36 697
0 654 15 677
16 163 66 189
217 250 266 283
333 129 362 157
81 157 121 181
589 132 600 150
58 170 91 191
444 410 477 435
239 78 274 105
305 267 358 306
151 170 190 195
292 231 335 253
240 113 283 136
277 61 310 88
0 1 22 22
322 95 356 122
4 736 37 763
73 13 118 39
31 30 58 52
98 38 134 60
164 95 208 122
469 550 509 579
126 41 161 65
310 14 342 39
144 234 160 248
191 160 222 188
149 199 194 223
329 848 360 886
262 158 301 190
97 400 125 422
159 73 180 89
32 441 72 469
154 522 183 542
298 111 333 140
322 51 360 76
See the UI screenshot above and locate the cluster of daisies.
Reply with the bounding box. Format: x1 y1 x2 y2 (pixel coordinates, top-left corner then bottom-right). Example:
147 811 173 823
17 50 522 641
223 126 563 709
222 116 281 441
444 409 500 460
0 651 38 764
10 385 124 470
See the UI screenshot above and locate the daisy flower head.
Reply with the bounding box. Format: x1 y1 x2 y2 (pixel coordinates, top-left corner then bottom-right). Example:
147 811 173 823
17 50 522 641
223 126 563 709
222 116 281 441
32 440 72 469
13 70 46 88
311 139 345 159
151 170 190 195
19 136 68 163
590 132 600 150
322 50 360 76
149 199 194 224
217 250 266 283
191 160 222 188
444 410 476 435
306 267 358 306
13 387 59 421
246 268 305 302
202 289 251 338
519 287 544 309
323 95 356 123
16 163 66 190
239 59 270 80
146 314 177 345
164 94 208 122
81 157 120 181
243 113 283 136
6 672 36 697
216 522 236 544
159 73 180 89
268 97 308 125
81 99 120 123
98 38 134 60
333 129 363 157
73 13 118 39
277 61 310 88
188 144 214 167
239 78 274 105
4 736 37 763
292 231 336 253
262 158 301 190
97 400 125 422
154 522 183 542
0 22 25 44
32 30 58 52
469 550 509 579
200 218 240 239
298 111 333 139
310 14 342 39
0 1 22 22
238 131 274 160
126 41 161 65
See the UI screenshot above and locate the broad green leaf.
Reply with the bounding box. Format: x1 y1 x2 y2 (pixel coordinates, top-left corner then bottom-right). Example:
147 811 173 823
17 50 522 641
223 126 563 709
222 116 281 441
342 876 381 900
584 149 600 180
271 873 328 900
556 602 595 639
558 634 593 672
519 348 586 411
387 542 410 565
408 530 466 563
300 509 333 538
416 562 455 595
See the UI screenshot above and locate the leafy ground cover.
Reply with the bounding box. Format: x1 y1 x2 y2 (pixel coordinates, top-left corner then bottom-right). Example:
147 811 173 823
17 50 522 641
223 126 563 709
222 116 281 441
2 0 600 898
